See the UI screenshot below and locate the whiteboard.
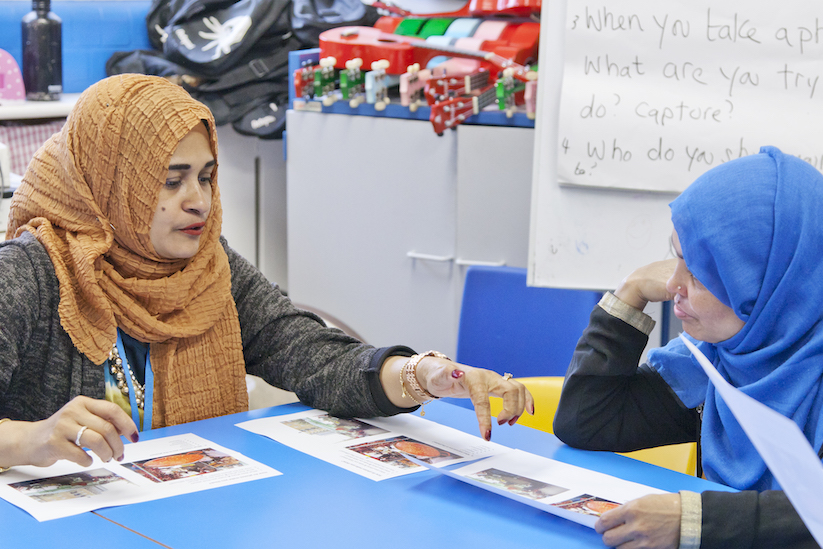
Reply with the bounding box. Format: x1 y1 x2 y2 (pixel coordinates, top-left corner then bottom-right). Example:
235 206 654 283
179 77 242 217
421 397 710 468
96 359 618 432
529 0 823 289
529 0 675 290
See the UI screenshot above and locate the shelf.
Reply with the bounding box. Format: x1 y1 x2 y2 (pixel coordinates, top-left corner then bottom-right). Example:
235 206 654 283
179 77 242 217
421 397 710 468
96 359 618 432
0 93 80 121
288 49 535 131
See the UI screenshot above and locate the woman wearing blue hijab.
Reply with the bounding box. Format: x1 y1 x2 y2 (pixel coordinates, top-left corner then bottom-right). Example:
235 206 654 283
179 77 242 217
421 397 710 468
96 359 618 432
554 147 822 549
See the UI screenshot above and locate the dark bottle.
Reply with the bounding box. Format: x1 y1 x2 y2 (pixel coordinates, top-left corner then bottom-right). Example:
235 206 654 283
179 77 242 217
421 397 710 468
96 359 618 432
21 0 62 101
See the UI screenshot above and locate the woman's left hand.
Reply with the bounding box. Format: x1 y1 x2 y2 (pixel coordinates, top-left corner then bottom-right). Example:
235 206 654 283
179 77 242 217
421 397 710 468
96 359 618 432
417 357 534 441
595 493 681 549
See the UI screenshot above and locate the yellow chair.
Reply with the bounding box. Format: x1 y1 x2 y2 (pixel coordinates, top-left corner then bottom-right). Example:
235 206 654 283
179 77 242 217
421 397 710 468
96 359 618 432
489 376 697 476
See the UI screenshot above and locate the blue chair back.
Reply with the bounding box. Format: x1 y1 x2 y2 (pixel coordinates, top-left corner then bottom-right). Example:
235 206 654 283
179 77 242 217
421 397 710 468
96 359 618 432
456 266 601 378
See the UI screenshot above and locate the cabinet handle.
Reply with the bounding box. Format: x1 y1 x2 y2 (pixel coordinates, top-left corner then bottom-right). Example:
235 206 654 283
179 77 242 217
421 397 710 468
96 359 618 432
455 258 507 267
406 251 454 262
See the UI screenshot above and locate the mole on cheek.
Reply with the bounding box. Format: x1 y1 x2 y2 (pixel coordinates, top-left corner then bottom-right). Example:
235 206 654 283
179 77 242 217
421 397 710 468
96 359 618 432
161 207 166 211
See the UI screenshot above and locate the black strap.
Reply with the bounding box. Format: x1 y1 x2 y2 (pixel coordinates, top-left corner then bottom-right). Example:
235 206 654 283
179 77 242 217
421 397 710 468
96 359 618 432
190 37 298 92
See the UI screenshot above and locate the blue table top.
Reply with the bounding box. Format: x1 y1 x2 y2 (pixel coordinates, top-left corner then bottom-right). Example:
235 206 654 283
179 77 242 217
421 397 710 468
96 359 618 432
81 401 730 549
0 500 161 549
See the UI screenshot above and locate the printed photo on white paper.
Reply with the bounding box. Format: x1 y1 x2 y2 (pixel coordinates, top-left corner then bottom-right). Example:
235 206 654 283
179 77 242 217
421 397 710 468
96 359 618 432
416 449 666 528
0 433 281 521
236 409 509 481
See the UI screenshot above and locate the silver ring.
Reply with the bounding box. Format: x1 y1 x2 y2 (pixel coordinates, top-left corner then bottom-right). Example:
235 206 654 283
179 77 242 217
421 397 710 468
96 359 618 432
75 426 88 447
502 373 513 381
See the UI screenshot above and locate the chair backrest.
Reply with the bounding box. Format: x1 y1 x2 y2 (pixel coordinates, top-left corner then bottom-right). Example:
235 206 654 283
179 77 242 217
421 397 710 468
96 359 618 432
488 376 565 433
456 266 601 378
488 376 697 476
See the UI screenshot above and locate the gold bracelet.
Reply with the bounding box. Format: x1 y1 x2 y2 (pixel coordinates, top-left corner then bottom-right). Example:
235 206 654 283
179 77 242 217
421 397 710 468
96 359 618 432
399 367 427 407
400 351 450 416
0 418 13 473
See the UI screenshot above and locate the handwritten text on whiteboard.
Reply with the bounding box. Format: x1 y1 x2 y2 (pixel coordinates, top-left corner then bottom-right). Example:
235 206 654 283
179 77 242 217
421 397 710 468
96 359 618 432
558 2 823 192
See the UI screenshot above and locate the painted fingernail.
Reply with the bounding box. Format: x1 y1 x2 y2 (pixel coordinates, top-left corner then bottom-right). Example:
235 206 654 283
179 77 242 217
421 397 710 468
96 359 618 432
451 369 464 379
130 432 139 443
117 454 124 462
484 429 491 441
497 417 506 426
508 415 520 426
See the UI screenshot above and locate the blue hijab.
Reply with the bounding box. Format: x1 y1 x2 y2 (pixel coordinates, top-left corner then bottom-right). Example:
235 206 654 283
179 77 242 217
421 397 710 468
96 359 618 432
649 146 823 491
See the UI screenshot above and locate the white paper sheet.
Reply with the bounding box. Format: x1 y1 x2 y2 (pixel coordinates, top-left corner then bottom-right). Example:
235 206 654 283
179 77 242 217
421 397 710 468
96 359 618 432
0 433 281 521
679 334 823 546
236 409 511 481
410 449 666 528
558 1 823 192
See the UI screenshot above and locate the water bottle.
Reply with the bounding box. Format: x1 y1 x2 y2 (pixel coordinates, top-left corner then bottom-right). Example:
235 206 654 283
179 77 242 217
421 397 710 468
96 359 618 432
21 0 62 101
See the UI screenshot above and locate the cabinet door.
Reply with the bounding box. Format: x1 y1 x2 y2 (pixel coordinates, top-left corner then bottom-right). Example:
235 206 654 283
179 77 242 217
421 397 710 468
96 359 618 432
456 124 534 270
256 138 288 289
215 127 288 288
287 111 459 355
214 127 260 267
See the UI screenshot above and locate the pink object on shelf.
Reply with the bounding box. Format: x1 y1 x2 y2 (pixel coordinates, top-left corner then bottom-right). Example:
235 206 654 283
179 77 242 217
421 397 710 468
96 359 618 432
0 49 26 100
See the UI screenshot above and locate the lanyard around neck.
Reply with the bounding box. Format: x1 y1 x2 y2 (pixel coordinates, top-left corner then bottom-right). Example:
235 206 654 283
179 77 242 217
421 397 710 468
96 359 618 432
115 331 154 431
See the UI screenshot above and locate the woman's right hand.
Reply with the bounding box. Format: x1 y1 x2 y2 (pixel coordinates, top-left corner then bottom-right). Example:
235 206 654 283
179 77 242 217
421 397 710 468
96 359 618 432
614 259 677 311
595 493 681 549
0 396 139 469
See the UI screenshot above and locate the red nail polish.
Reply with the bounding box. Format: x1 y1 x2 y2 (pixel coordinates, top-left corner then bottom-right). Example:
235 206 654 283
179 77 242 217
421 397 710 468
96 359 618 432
484 430 491 441
130 432 139 443
451 369 464 379
508 415 520 426
117 454 124 461
497 417 505 426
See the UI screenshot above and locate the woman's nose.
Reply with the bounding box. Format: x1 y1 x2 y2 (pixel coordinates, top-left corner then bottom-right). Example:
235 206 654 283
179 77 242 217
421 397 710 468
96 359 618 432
666 276 680 296
666 262 687 295
183 180 210 214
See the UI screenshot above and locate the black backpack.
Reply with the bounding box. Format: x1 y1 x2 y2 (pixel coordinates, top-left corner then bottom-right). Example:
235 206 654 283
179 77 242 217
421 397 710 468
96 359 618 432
146 0 293 77
291 0 379 46
108 0 378 139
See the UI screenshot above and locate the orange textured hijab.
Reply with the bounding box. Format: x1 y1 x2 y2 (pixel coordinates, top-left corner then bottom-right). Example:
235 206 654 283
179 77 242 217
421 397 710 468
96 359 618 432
7 74 248 427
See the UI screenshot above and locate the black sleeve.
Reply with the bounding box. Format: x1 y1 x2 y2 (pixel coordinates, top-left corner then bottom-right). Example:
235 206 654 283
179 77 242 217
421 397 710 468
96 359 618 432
701 490 819 549
365 346 418 416
0 242 41 414
553 305 698 451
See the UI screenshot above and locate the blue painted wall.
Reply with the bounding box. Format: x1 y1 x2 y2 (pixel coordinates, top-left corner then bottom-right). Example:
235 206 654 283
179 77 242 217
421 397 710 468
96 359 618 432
0 0 152 93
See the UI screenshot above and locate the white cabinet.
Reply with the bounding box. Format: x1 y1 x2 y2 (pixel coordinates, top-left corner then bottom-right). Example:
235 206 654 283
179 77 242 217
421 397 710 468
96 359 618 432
214 127 288 289
286 110 534 356
455 123 534 270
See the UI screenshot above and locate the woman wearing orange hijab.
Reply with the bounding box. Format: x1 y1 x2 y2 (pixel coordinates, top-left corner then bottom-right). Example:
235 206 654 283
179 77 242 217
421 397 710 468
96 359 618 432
0 74 532 470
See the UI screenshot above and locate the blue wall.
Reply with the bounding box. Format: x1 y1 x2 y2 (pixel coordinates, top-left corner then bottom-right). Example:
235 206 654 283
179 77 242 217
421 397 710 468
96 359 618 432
0 0 152 93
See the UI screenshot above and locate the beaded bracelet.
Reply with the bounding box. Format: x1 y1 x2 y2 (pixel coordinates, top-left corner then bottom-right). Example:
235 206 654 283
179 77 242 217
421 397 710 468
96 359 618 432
0 418 12 473
400 350 450 416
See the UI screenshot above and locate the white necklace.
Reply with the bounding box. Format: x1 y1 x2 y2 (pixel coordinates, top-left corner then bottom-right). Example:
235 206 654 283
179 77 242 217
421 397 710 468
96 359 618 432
109 343 145 409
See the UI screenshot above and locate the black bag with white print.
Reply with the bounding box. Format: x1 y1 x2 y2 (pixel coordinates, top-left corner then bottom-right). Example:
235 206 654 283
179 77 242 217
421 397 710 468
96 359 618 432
147 0 292 77
109 0 377 138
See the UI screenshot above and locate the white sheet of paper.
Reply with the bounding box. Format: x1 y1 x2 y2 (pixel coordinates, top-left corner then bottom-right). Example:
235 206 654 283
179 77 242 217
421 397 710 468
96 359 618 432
558 1 823 193
236 409 510 481
0 433 281 521
408 449 666 528
679 334 823 546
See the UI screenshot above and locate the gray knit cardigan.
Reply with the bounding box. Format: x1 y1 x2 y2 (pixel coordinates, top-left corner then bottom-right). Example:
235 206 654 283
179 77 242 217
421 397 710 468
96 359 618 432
0 232 414 423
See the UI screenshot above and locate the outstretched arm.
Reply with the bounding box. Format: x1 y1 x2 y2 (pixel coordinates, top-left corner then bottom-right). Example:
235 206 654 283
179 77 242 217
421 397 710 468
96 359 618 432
380 354 534 441
593 489 820 549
